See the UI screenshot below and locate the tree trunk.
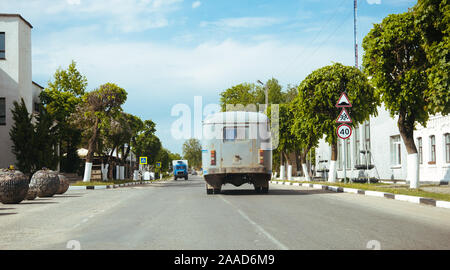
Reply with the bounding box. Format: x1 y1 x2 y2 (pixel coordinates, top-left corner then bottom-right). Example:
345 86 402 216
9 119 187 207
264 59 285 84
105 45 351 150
398 112 419 188
300 147 311 181
328 141 337 183
83 117 99 182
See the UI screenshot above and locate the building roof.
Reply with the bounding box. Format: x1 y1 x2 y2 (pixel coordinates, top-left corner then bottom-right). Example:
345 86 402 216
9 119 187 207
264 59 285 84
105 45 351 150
0 14 33 29
32 81 44 89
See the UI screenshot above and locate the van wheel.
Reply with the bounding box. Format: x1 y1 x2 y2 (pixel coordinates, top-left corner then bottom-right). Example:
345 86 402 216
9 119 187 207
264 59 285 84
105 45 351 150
206 188 213 195
185 176 188 180
262 186 269 194
254 186 262 194
174 176 177 181
213 188 221 194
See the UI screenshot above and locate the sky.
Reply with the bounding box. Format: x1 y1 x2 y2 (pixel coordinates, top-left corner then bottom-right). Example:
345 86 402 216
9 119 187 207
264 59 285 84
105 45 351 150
1 0 417 155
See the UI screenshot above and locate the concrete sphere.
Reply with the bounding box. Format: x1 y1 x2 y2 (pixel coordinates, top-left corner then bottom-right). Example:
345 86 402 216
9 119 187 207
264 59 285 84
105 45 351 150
56 174 69 194
30 169 60 198
0 169 29 204
25 189 37 200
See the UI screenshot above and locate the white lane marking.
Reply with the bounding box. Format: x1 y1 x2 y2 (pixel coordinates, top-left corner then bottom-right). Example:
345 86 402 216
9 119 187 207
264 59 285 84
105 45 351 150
220 196 289 250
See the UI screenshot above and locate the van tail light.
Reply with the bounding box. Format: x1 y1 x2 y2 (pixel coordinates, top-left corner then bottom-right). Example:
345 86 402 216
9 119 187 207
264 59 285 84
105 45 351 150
211 150 216 166
259 149 264 165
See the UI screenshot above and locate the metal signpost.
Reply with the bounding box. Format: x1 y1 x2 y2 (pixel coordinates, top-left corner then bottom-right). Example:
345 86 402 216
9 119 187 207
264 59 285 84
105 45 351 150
336 93 352 183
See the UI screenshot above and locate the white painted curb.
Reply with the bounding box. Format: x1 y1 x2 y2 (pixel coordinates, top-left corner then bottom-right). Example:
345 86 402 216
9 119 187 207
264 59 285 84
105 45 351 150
270 180 450 210
394 194 421 204
436 201 450 209
365 190 385 198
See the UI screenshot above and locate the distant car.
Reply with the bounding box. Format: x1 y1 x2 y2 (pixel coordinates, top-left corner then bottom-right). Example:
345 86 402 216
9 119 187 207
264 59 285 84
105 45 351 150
192 171 198 175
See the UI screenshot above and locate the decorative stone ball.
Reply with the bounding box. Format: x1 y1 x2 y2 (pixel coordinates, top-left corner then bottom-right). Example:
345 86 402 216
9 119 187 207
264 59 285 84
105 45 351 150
26 188 37 200
57 174 69 194
30 169 60 198
0 169 29 204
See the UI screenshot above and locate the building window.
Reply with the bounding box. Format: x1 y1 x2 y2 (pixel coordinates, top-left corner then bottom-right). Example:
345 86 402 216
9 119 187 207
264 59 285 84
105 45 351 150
417 137 423 164
0 98 5 125
364 121 371 164
429 135 436 164
346 139 351 169
354 126 360 165
337 140 342 170
0 32 5 59
445 134 450 164
390 135 401 166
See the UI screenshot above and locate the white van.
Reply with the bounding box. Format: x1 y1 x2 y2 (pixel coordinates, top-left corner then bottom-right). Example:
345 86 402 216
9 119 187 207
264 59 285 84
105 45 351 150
201 111 272 194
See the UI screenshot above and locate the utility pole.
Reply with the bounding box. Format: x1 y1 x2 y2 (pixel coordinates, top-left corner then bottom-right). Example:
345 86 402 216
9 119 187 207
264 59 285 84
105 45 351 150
354 0 358 69
257 80 268 112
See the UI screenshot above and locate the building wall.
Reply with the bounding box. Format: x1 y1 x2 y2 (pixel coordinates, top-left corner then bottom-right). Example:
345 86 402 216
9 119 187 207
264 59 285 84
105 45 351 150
0 15 37 169
315 105 450 184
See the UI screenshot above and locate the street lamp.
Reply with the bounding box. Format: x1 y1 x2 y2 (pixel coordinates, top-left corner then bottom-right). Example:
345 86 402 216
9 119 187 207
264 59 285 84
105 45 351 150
256 80 268 111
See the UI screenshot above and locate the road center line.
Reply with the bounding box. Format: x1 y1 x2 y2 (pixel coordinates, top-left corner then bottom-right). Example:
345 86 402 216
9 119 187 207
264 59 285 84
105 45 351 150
219 196 289 250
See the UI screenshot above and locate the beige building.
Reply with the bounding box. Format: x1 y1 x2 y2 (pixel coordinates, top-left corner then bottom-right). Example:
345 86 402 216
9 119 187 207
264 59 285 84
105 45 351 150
0 14 43 169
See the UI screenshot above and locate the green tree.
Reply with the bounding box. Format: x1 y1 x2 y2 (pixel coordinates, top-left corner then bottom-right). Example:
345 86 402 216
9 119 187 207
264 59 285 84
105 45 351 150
9 99 58 175
294 63 379 182
39 60 87 173
32 106 58 171
414 0 450 115
71 83 127 181
219 83 258 112
363 11 429 188
133 120 162 165
9 99 35 175
182 138 202 169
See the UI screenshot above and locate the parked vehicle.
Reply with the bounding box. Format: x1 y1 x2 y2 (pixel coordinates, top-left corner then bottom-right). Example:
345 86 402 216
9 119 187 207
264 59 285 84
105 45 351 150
173 160 189 180
202 111 272 194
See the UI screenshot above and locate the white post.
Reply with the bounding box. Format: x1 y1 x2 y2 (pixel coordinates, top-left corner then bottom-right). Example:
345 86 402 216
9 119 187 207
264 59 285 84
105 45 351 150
302 163 311 181
116 165 120 180
328 160 337 182
280 165 285 180
83 162 92 182
287 165 292 180
101 163 109 181
120 166 125 180
407 153 419 188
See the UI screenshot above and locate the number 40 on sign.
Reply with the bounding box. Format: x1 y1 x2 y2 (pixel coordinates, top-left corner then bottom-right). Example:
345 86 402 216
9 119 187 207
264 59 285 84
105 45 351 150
337 124 352 140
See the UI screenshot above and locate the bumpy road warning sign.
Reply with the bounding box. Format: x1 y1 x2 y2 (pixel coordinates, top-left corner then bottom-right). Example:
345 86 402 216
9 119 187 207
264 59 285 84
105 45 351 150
336 92 352 107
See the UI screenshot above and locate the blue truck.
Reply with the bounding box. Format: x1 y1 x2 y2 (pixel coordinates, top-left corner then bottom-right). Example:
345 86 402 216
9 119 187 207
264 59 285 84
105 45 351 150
173 160 189 180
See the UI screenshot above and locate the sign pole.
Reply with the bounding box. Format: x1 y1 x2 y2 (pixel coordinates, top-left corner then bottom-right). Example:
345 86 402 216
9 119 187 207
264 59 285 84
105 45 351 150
343 138 347 183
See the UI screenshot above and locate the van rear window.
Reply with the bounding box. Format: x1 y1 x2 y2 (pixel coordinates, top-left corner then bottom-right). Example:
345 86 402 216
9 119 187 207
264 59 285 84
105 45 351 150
223 126 247 141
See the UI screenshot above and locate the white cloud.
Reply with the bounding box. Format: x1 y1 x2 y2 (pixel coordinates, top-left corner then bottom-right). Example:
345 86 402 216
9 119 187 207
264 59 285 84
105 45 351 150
67 0 81 5
192 1 201 9
200 17 284 29
0 0 183 33
367 0 382 4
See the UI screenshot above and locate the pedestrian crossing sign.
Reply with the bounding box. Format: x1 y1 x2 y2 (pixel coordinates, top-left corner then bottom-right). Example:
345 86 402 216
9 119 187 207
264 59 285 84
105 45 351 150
140 157 147 165
156 162 161 168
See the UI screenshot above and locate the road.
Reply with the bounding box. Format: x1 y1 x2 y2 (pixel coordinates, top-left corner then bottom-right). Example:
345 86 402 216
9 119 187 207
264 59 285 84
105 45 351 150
1 175 450 250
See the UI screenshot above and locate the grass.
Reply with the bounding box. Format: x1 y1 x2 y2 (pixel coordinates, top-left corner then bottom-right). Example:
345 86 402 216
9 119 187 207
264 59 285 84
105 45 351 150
275 179 450 202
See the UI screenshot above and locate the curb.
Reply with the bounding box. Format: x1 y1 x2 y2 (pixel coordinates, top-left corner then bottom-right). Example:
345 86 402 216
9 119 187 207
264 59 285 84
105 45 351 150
68 181 152 191
270 181 450 210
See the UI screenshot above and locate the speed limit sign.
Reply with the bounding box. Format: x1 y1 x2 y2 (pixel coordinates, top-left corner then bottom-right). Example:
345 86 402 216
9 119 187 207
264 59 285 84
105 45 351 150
337 124 352 139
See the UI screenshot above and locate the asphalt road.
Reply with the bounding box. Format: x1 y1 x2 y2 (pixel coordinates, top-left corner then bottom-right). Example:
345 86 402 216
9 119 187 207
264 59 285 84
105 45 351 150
1 175 450 250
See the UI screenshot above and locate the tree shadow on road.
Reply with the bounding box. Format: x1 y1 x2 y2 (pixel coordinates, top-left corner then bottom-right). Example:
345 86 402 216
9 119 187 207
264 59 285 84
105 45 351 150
0 212 17 216
19 201 58 205
220 189 334 196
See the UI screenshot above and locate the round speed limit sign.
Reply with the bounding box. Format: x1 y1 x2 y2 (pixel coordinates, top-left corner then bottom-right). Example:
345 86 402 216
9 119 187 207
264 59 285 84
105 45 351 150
337 124 352 139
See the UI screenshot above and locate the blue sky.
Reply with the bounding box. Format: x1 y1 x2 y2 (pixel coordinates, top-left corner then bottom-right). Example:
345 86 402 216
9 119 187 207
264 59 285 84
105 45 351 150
1 0 417 155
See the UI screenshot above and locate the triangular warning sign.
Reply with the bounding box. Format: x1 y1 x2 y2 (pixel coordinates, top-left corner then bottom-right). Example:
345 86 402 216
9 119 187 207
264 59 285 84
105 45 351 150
336 92 352 107
336 108 352 123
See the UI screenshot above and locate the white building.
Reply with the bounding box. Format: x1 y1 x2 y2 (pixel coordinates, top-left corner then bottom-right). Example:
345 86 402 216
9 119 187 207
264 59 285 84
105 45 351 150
315 104 450 184
0 14 43 169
